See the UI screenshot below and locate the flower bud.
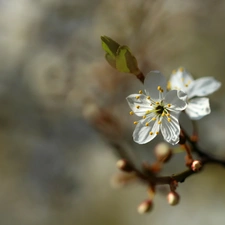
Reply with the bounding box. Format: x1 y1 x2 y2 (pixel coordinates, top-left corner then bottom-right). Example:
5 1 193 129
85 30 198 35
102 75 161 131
167 191 180 206
191 160 202 172
137 200 153 214
116 159 133 172
154 142 172 163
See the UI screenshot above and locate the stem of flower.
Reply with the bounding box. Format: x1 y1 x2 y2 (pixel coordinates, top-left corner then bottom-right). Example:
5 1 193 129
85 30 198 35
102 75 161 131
136 72 145 84
191 120 198 142
182 143 193 166
181 126 225 166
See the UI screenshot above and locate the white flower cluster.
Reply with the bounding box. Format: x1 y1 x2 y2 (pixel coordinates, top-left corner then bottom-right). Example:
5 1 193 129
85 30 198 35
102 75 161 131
127 68 221 145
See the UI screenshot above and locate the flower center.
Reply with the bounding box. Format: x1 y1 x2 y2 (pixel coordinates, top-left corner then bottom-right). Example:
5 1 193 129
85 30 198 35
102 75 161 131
155 105 164 115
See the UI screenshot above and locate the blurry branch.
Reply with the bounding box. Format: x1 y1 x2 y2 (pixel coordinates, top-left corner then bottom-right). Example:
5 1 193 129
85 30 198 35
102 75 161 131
92 35 225 211
182 126 225 167
98 36 225 186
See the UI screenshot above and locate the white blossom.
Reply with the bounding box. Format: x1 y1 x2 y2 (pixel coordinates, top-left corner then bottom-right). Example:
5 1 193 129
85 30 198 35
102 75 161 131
169 68 221 120
127 71 187 145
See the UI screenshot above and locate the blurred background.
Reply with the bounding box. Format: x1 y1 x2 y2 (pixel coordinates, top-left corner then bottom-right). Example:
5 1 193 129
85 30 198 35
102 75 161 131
0 0 225 224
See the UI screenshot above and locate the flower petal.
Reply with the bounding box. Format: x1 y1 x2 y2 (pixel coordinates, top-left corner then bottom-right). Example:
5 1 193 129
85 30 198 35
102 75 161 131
144 71 167 100
185 97 211 120
133 117 160 144
160 112 180 145
169 68 194 93
188 77 221 99
126 94 153 116
164 90 187 111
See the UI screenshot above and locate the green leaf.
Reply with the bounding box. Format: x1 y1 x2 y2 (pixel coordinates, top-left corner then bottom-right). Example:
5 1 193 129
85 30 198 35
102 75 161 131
116 46 140 75
101 36 140 75
105 54 116 68
101 36 120 59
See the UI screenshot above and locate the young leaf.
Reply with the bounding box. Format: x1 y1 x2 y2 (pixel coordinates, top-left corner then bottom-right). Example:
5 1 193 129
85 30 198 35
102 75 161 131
116 46 140 75
105 54 116 68
101 36 141 76
101 36 120 59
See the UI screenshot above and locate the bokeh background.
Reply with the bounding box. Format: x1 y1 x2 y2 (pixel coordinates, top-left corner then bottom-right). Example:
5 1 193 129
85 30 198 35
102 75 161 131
0 0 225 224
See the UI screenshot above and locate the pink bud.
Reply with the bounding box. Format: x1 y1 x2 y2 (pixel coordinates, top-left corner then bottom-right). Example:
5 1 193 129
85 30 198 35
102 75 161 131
154 142 172 163
191 160 202 172
167 191 180 206
137 200 153 214
116 159 133 172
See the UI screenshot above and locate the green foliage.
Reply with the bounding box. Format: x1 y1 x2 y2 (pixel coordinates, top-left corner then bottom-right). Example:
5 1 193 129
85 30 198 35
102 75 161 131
101 36 140 75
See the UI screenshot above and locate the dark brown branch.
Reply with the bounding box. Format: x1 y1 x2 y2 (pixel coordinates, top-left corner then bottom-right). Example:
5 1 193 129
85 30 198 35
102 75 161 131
136 72 145 84
181 126 225 167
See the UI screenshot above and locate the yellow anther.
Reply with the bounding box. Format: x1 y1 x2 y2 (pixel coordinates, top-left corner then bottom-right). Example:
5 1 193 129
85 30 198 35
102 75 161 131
156 101 159 105
162 112 165 117
158 86 163 93
142 115 146 119
152 117 156 121
145 122 149 126
185 84 188 87
146 110 151 114
150 103 153 106
134 121 138 125
147 96 150 100
167 118 171 122
156 131 159 135
136 96 140 99
179 67 184 72
129 111 134 115
158 121 162 124
136 105 140 109
172 69 176 74
139 90 143 94
167 104 171 107
149 131 153 135
167 81 171 90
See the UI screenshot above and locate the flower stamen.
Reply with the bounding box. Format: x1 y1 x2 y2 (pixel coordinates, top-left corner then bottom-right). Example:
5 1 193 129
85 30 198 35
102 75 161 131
179 67 184 72
157 86 164 93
